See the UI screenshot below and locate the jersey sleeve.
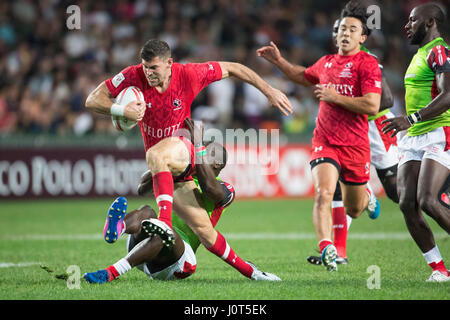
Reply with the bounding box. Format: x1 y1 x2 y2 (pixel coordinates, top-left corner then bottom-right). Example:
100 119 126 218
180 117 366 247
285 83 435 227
359 56 382 95
105 65 140 98
427 45 450 74
304 56 326 85
184 61 223 95
218 181 235 208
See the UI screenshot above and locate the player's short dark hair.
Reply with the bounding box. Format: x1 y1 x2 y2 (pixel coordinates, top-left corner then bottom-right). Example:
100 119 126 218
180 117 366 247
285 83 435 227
140 39 171 61
421 2 447 32
340 0 371 36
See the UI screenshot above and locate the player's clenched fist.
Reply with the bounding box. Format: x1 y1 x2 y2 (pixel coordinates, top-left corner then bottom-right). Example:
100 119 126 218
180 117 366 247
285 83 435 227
314 84 339 103
256 41 282 64
124 100 145 122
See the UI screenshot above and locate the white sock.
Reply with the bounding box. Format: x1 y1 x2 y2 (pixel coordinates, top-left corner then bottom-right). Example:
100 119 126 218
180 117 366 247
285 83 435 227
319 238 333 251
366 183 374 202
121 221 127 235
113 258 132 275
331 201 344 209
346 215 353 230
423 246 443 265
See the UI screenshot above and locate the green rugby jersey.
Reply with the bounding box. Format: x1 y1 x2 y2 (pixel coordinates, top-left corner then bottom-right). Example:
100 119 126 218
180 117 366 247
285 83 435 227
171 177 235 252
404 37 450 136
360 45 389 121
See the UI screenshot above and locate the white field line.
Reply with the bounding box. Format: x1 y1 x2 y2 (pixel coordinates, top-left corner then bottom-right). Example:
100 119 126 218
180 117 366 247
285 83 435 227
0 232 447 241
0 262 43 268
227 232 448 240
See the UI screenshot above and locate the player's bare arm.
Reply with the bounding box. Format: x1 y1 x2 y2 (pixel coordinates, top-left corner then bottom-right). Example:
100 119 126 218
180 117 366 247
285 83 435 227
218 61 293 116
382 72 450 137
85 81 146 122
193 158 225 205
256 41 313 87
184 118 225 205
314 84 380 116
137 169 153 196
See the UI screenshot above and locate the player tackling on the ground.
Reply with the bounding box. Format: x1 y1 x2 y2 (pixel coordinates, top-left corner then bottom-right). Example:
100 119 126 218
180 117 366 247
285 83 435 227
84 118 280 283
382 3 450 282
85 39 292 247
257 3 382 271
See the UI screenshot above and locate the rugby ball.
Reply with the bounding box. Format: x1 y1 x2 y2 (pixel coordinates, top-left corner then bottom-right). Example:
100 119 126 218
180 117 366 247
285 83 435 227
111 86 144 131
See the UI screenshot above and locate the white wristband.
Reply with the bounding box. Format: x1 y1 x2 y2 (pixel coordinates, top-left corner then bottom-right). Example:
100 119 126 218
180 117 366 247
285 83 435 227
110 103 125 116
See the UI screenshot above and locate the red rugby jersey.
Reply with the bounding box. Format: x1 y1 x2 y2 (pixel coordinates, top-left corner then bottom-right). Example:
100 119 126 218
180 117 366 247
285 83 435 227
105 62 223 151
304 50 382 146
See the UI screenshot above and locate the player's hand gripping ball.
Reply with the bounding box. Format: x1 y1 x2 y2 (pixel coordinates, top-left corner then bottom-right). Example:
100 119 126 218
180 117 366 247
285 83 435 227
112 86 144 131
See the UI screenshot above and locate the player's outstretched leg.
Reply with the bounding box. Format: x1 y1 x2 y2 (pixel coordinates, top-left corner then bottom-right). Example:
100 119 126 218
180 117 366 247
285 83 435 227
103 196 128 243
141 218 175 248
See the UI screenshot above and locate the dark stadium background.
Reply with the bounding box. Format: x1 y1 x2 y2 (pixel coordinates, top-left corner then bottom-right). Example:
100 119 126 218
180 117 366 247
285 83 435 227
1 0 449 199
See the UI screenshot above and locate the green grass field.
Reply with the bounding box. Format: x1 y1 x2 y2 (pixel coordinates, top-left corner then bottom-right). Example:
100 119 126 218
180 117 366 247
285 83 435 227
0 197 449 301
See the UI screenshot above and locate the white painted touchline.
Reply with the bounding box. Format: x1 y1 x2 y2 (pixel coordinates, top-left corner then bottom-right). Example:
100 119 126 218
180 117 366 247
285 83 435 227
226 232 449 240
0 232 447 241
0 234 102 240
0 262 43 268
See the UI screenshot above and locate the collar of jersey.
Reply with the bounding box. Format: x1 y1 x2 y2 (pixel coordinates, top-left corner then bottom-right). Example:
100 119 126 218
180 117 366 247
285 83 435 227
420 37 444 51
335 50 361 62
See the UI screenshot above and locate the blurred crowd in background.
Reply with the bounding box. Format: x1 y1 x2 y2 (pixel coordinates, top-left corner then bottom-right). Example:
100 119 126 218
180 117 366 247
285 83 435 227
0 0 449 137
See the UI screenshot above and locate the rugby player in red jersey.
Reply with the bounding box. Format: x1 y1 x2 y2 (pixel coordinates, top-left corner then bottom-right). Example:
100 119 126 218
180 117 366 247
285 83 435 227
308 4 398 267
84 118 280 283
86 39 292 246
257 4 382 271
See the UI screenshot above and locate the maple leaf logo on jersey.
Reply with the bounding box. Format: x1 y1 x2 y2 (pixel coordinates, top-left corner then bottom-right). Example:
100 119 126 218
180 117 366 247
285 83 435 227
173 98 182 110
339 63 353 78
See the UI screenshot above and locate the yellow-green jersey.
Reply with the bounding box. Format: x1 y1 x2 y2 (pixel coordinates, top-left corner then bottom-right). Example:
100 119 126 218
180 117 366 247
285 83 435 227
360 45 390 121
404 37 450 136
172 177 235 252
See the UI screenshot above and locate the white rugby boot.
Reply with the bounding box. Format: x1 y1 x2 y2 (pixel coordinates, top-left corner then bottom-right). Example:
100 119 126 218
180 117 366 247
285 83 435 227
426 270 450 282
321 244 338 271
366 184 381 219
247 262 281 281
